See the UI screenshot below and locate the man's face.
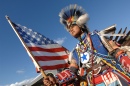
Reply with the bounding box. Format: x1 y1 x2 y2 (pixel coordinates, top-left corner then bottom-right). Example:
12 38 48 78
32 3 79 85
68 25 82 38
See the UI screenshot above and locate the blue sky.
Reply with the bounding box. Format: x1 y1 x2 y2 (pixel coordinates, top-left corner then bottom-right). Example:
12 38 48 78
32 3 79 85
0 0 130 86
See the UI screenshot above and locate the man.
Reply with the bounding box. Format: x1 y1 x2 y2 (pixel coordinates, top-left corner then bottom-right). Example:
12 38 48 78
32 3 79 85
43 4 130 86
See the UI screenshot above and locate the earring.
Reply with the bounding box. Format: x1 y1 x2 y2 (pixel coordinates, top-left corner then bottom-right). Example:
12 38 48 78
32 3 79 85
81 29 83 33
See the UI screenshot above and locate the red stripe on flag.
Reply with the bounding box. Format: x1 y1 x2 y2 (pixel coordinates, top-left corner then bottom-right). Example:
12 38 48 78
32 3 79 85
35 55 68 61
28 47 66 52
41 63 69 70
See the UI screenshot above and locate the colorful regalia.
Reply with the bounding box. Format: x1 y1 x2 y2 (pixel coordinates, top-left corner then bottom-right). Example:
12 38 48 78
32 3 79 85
58 4 130 86
73 30 130 86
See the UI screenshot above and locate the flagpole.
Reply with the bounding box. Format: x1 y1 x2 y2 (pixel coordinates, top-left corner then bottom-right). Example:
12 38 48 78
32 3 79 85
5 15 47 78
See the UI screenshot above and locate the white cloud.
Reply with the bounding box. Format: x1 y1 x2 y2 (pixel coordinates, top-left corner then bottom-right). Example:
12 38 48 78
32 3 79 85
16 69 25 74
5 78 34 86
54 37 66 45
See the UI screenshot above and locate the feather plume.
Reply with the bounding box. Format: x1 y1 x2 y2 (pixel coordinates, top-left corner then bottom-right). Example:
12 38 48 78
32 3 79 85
59 4 88 29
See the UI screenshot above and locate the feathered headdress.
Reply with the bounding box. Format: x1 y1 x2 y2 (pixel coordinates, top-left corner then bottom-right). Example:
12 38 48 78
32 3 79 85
59 4 89 31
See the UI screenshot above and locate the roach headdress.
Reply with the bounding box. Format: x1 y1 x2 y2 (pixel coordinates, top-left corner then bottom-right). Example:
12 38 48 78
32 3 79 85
59 4 89 32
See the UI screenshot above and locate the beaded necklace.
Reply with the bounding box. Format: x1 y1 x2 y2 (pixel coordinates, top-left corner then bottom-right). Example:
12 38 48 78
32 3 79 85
76 32 96 85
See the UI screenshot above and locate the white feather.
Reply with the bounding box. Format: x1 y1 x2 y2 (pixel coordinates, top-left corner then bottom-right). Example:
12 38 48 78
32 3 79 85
76 13 89 26
69 51 73 61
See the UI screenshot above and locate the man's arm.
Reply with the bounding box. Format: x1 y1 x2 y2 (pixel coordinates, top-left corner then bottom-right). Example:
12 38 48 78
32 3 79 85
43 59 79 86
109 40 130 73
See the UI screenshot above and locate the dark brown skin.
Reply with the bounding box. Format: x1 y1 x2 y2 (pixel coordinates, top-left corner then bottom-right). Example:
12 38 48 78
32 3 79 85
68 25 83 38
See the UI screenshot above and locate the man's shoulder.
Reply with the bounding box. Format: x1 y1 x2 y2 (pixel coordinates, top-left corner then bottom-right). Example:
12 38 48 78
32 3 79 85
90 30 99 35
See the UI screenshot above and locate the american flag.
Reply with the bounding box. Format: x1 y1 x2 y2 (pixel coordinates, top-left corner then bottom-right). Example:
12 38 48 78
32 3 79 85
12 23 69 72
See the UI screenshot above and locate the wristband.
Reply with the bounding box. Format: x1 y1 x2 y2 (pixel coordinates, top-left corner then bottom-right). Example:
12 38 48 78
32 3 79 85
115 49 125 58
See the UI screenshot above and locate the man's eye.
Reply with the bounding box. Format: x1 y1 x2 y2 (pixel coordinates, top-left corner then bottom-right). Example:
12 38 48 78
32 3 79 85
70 25 74 28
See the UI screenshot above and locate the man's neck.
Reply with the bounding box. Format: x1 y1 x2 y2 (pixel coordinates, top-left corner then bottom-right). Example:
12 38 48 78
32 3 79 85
77 32 87 41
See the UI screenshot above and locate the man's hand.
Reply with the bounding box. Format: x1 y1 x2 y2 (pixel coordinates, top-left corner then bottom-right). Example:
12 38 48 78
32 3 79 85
43 76 56 86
